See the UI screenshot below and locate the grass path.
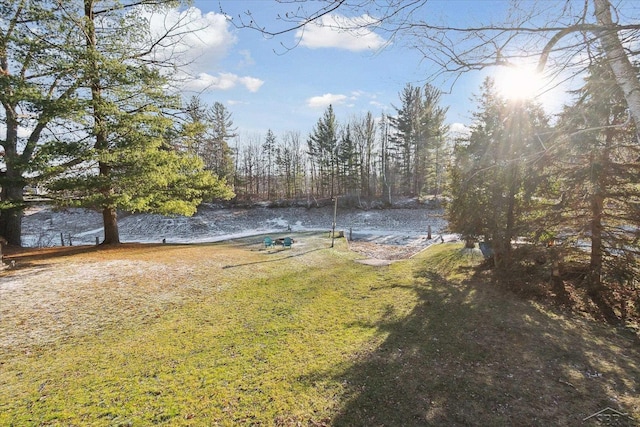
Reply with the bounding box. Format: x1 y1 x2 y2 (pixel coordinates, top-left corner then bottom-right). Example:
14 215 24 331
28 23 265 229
0 234 638 426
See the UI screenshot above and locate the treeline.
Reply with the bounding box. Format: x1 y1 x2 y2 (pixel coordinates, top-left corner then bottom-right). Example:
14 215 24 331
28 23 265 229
191 83 450 205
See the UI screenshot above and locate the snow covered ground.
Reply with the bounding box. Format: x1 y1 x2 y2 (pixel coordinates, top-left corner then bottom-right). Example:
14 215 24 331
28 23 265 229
21 203 453 249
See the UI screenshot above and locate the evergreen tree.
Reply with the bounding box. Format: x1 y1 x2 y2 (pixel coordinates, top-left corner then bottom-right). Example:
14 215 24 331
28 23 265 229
179 96 236 193
179 96 209 154
388 83 449 196
417 84 449 196
45 1 233 244
307 105 338 197
263 129 277 199
448 77 549 267
0 1 87 245
338 124 360 198
389 84 420 194
547 59 640 299
204 101 236 184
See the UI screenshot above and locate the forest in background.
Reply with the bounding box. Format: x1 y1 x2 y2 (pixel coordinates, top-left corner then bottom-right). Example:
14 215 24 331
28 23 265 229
181 82 450 207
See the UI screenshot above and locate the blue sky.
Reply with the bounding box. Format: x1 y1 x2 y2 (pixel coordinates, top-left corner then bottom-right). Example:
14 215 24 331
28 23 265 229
160 1 563 138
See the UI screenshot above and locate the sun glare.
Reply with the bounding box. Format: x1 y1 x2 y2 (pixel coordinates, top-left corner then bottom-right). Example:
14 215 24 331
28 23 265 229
495 67 542 100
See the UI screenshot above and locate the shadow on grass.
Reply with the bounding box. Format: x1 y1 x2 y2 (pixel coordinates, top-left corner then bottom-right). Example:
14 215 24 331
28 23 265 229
221 248 325 269
4 244 103 263
325 266 639 426
2 243 168 270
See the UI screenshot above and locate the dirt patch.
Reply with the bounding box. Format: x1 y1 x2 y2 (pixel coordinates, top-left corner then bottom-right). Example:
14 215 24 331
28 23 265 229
348 240 429 261
354 258 397 266
347 232 455 263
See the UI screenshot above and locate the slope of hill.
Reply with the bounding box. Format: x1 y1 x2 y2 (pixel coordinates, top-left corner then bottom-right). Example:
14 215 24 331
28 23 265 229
21 203 450 249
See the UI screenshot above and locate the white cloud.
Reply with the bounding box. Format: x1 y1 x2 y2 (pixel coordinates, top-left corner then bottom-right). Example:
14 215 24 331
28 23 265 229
238 76 264 92
449 122 471 137
184 72 264 92
307 93 348 108
369 100 387 110
146 7 237 69
146 7 264 95
297 14 387 51
237 50 255 68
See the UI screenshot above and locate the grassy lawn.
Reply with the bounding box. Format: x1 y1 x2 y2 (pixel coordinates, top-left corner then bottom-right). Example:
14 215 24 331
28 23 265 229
1 234 638 426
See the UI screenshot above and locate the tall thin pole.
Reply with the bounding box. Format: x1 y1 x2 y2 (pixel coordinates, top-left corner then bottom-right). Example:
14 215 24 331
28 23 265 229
331 196 338 248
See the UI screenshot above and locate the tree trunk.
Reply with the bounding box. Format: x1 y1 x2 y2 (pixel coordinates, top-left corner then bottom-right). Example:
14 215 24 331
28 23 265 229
0 121 26 246
587 131 610 297
0 203 23 247
594 0 640 139
86 1 120 245
589 191 604 296
0 172 24 246
102 207 120 245
0 153 25 246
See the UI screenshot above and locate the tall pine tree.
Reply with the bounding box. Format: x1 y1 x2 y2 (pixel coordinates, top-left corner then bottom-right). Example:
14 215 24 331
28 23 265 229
307 105 338 198
548 59 640 300
448 77 549 267
389 83 449 196
0 1 87 246
263 129 277 200
46 1 233 244
204 101 236 184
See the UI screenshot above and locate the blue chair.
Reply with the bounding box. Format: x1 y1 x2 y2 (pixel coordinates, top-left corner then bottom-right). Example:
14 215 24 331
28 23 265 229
264 237 274 248
283 237 293 248
479 241 493 259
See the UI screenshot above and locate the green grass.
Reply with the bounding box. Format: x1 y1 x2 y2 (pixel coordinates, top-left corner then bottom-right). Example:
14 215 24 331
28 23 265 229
1 236 638 426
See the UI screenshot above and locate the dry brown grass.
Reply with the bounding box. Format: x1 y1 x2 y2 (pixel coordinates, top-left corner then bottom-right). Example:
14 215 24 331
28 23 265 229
1 233 335 355
2 245 199 352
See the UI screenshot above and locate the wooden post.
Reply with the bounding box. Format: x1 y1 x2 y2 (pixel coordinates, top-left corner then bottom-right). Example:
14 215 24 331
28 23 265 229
0 236 6 268
550 258 564 296
552 260 560 277
427 225 432 240
331 196 338 248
